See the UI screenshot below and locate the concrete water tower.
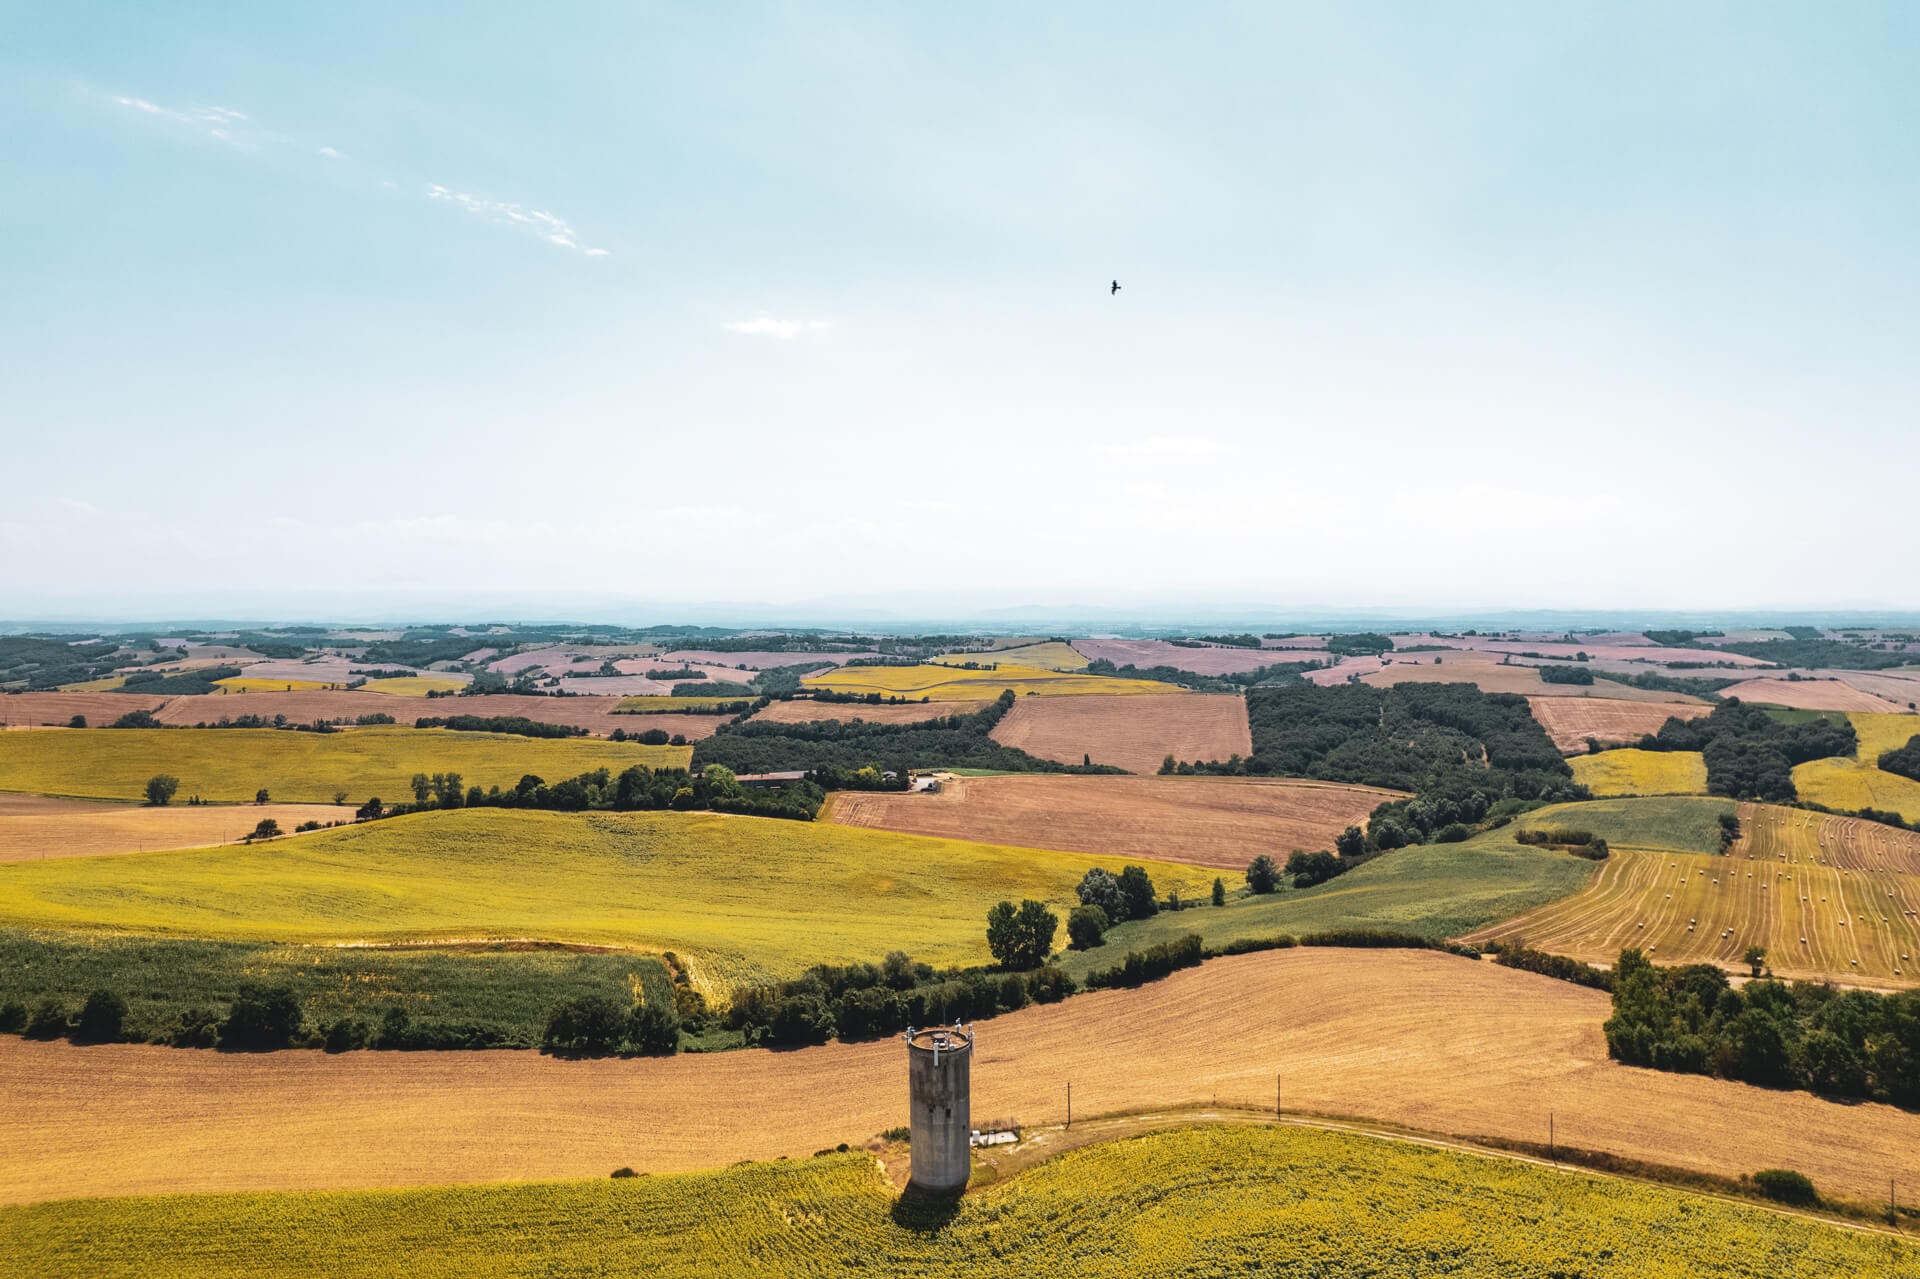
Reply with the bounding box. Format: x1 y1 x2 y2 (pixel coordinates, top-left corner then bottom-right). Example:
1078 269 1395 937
904 1023 972 1194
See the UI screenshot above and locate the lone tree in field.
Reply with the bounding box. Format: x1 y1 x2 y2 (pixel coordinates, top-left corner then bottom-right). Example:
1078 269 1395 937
1117 865 1159 919
144 774 180 807
986 899 1058 970
1245 854 1280 894
254 788 271 805
1335 825 1366 859
1211 877 1227 907
1744 945 1768 978
248 818 282 842
1076 867 1127 920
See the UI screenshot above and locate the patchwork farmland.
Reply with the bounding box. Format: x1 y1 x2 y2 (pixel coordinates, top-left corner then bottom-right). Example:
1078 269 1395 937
802 662 1184 699
745 698 991 726
0 797 353 862
828 775 1396 870
1793 711 1920 823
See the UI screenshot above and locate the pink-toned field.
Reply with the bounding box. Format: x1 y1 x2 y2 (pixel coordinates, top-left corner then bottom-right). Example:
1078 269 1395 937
659 650 862 670
1717 678 1912 713
990 692 1251 773
1068 638 1304 675
748 699 989 726
829 774 1397 870
1396 634 1770 667
1526 698 1712 753
1308 651 1707 704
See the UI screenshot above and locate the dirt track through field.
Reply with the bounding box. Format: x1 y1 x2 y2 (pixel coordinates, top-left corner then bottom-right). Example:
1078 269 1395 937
989 692 1250 773
0 799 356 862
829 775 1395 870
6 948 1919 1206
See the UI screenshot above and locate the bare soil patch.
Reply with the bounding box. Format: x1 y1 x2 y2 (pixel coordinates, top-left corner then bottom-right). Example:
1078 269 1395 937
1527 698 1712 754
6 949 1918 1205
151 692 634 735
659 651 861 670
828 774 1398 870
0 693 168 728
991 692 1250 773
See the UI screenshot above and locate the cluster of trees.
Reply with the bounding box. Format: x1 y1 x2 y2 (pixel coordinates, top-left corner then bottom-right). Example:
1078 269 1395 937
985 900 1058 969
1174 685 1582 854
676 680 754 697
1513 828 1611 859
646 667 705 680
1537 665 1595 685
1083 934 1204 989
692 689 1119 780
1325 633 1395 656
1716 637 1916 671
1488 941 1614 991
0 980 510 1052
1605 948 1920 1105
540 994 680 1057
1879 734 1920 784
413 714 588 739
364 762 825 822
1174 633 1263 649
0 635 126 689
111 709 396 733
1065 865 1163 947
1635 701 1857 801
608 726 685 745
724 951 1075 1047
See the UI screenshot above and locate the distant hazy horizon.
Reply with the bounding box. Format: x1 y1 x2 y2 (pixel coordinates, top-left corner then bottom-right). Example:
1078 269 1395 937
6 3 1916 611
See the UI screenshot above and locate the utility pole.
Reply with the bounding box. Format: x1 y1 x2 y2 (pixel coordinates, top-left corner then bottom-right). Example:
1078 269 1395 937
1549 1111 1555 1166
1066 1081 1071 1131
1276 1073 1282 1121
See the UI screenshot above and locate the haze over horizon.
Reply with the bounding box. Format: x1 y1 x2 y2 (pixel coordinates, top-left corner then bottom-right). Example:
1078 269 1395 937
6 3 1917 614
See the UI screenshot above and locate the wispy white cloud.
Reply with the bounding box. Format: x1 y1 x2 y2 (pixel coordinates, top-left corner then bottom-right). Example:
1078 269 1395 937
317 145 347 160
1101 435 1226 459
425 184 610 258
723 314 830 339
110 94 255 148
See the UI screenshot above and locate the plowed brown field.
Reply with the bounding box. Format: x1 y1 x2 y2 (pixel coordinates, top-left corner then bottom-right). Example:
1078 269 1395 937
6 948 1918 1206
748 699 989 726
1068 638 1297 675
989 692 1250 773
1527 698 1710 753
155 692 634 735
829 774 1400 870
0 799 354 862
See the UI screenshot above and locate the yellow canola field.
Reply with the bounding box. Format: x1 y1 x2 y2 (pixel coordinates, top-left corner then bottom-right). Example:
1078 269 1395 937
1793 711 1920 824
0 808 1210 994
805 662 1183 699
1570 749 1707 797
0 727 687 805
1 1125 1904 1279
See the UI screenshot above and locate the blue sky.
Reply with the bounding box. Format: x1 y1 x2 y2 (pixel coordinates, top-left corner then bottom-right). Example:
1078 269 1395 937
4 3 1917 619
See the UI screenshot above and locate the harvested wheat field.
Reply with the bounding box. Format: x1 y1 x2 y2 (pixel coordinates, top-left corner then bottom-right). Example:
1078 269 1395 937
990 692 1250 773
0 799 354 862
746 698 989 726
0 693 168 728
1471 803 1920 987
1527 697 1710 753
7 948 1920 1206
830 774 1400 870
1716 678 1910 713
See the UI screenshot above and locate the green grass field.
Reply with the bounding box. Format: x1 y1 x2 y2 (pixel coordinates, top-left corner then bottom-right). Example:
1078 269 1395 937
0 928 673 1047
1570 748 1708 797
1055 833 1592 981
2 1125 1901 1278
0 809 1212 995
1515 796 1736 854
0 727 688 805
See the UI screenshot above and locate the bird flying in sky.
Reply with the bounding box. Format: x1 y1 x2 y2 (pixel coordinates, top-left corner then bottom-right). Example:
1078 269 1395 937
1110 279 1122 295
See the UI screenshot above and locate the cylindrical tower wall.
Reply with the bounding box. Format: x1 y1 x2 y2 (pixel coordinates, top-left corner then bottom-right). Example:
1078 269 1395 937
905 1025 972 1193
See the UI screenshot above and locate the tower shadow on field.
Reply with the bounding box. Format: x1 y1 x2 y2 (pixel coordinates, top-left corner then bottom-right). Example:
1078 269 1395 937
889 1185 963 1233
